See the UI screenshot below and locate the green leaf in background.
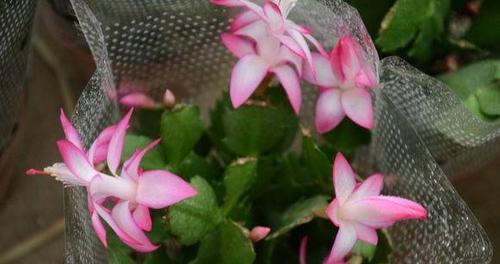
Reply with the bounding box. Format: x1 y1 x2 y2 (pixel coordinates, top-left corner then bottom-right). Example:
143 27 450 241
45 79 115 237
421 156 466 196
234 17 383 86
302 135 331 184
221 104 299 156
121 134 167 170
176 152 221 181
168 176 223 245
190 220 256 264
369 230 393 264
160 105 204 166
466 0 500 50
222 158 258 215
133 108 164 138
268 195 329 239
107 233 135 264
476 86 500 116
377 0 450 64
147 211 170 244
345 0 395 38
439 60 500 120
377 0 434 51
322 119 371 156
143 247 171 264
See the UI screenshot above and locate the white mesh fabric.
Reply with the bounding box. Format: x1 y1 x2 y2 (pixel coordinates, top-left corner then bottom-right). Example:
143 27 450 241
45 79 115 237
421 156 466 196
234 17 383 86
67 0 493 263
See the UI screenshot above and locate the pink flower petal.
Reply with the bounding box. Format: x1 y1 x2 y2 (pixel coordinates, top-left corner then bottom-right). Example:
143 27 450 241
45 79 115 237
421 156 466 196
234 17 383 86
112 201 159 252
231 10 260 31
333 153 356 205
286 28 314 73
91 211 108 247
107 108 133 175
279 45 303 76
352 223 378 245
92 200 139 246
271 65 301 114
303 53 337 88
315 89 345 134
299 236 308 264
355 64 378 89
249 226 271 242
341 88 374 130
330 35 362 84
263 1 284 31
56 140 98 182
324 224 356 264
304 33 328 56
350 173 384 201
59 109 83 150
277 35 306 59
325 199 340 226
122 139 161 180
343 196 427 228
221 33 256 59
87 125 117 165
234 20 267 41
89 174 136 202
133 205 152 231
119 93 159 109
136 170 198 209
230 54 269 108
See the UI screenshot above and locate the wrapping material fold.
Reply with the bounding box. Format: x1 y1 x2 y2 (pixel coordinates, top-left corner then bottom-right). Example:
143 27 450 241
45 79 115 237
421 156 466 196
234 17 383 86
0 0 37 150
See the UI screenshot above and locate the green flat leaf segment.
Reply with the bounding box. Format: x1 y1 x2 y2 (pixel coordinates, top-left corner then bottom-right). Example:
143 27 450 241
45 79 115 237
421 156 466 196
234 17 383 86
268 195 329 239
190 220 256 264
168 176 223 246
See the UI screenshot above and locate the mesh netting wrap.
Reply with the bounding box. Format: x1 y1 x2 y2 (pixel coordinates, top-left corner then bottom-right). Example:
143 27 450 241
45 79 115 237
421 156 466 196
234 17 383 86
0 0 37 150
67 0 492 263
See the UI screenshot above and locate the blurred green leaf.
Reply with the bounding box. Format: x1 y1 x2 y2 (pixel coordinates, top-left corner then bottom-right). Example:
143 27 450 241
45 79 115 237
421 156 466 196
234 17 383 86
107 233 135 264
466 0 500 50
377 0 434 51
346 0 395 38
147 211 169 243
268 196 329 239
439 60 500 120
122 134 167 170
302 135 331 184
377 0 450 64
143 247 171 264
190 220 255 264
160 105 204 166
168 176 223 245
221 104 298 156
476 86 500 116
369 230 393 264
322 119 371 156
222 158 258 216
176 152 221 181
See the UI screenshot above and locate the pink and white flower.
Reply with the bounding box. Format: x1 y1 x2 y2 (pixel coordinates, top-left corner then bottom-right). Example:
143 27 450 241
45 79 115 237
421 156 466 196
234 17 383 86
27 108 197 252
304 35 378 133
322 153 427 263
222 33 303 113
212 0 326 70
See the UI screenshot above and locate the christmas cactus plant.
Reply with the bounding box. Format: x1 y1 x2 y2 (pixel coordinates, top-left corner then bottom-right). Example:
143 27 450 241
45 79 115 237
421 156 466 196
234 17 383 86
28 0 432 263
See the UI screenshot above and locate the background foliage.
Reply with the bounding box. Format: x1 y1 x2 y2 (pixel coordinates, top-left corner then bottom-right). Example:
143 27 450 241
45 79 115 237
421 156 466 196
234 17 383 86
348 0 500 120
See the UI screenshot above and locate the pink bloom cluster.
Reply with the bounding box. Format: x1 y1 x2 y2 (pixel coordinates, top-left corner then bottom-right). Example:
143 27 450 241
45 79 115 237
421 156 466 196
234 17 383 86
213 0 378 132
300 154 427 264
27 109 197 252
